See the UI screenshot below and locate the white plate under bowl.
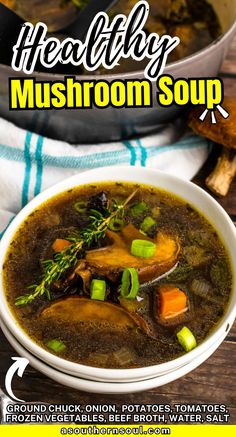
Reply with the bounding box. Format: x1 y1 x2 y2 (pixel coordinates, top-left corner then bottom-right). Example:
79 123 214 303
0 319 228 394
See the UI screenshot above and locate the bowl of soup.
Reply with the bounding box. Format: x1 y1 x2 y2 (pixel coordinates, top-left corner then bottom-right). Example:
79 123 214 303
0 0 236 143
0 167 235 383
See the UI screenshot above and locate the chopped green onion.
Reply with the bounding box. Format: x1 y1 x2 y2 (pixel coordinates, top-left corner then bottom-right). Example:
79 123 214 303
140 216 156 234
177 326 197 352
90 209 103 219
121 268 139 299
46 339 66 353
131 201 148 216
74 200 87 213
90 279 106 301
131 239 156 258
108 218 124 231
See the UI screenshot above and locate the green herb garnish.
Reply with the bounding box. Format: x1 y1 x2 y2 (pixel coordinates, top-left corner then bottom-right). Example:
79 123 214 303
108 217 124 231
46 339 66 353
131 239 156 259
131 201 148 216
166 264 193 282
74 200 87 213
15 190 138 307
140 216 156 234
90 279 106 301
120 268 139 299
177 327 197 352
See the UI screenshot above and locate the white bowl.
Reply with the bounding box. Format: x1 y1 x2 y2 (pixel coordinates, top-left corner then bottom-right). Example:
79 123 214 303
0 318 228 394
0 167 236 383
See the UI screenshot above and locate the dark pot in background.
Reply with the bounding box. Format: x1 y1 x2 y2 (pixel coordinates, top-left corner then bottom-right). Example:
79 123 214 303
0 0 236 144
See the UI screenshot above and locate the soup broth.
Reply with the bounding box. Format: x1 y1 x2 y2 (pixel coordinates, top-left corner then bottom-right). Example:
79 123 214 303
3 182 232 368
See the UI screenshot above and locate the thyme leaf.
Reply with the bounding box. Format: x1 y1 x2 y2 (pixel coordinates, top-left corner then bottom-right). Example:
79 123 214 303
15 189 138 307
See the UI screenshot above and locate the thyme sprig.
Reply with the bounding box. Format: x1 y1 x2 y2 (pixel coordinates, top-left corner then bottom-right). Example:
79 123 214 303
15 189 138 307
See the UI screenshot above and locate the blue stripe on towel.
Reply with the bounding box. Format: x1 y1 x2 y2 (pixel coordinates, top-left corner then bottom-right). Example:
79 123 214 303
0 135 207 169
136 139 147 166
123 141 136 166
34 135 44 196
0 144 23 162
22 131 33 207
0 143 129 167
42 149 131 168
146 140 207 158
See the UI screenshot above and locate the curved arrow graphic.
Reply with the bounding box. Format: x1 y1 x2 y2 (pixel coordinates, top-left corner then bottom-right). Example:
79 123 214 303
5 357 29 402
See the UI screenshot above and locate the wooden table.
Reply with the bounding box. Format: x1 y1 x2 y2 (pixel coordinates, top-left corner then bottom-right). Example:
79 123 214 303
1 37 236 423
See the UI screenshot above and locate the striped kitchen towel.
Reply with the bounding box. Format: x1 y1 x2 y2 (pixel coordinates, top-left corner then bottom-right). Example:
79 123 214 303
0 116 210 237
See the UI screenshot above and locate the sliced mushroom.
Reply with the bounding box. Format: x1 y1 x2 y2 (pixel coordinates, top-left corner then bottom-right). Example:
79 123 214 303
188 96 236 197
86 224 180 283
66 261 92 293
41 297 151 336
206 148 236 197
50 260 91 296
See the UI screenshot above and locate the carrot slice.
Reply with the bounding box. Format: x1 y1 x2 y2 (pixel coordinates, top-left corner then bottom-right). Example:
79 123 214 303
52 239 71 252
159 285 188 320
